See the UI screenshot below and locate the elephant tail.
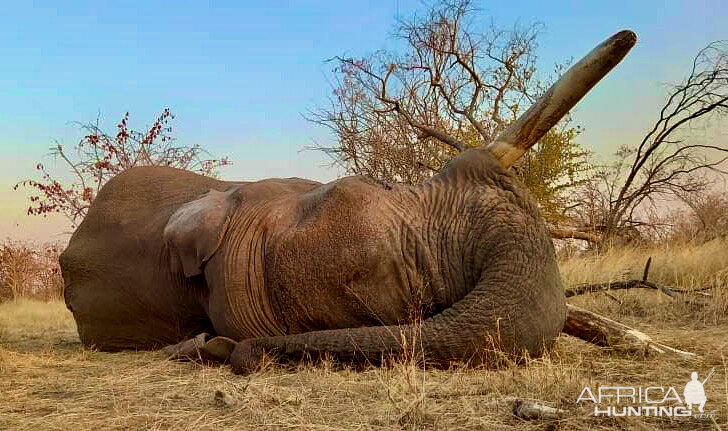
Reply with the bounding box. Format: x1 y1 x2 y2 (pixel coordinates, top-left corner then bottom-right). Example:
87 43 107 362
230 221 566 374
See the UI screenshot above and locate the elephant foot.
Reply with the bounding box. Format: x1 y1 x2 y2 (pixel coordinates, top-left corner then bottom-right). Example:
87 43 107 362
163 333 210 359
202 336 238 362
230 339 269 375
164 333 238 364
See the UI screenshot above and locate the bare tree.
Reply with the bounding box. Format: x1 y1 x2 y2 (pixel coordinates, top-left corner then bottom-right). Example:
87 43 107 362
572 41 728 245
0 241 63 302
669 190 728 243
307 0 589 221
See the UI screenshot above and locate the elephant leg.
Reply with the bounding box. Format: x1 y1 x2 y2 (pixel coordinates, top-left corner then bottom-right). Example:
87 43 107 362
163 333 237 364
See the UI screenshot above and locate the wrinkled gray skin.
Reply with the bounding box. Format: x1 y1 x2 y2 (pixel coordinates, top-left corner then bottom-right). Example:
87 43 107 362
61 148 564 372
60 30 636 374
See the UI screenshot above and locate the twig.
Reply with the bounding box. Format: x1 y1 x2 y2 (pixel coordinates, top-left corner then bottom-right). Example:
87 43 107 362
602 291 622 305
642 256 652 282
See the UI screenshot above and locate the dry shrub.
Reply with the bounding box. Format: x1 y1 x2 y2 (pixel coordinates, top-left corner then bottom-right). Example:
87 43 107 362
0 240 63 302
668 192 728 244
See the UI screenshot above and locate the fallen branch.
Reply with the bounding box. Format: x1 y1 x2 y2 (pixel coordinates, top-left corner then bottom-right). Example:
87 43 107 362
565 279 711 304
563 304 697 358
564 257 711 304
566 279 670 297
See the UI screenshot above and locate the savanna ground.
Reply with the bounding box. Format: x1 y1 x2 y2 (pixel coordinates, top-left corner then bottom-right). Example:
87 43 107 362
1 240 727 430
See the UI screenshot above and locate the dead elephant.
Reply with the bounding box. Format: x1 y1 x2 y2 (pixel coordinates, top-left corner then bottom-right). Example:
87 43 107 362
60 30 637 374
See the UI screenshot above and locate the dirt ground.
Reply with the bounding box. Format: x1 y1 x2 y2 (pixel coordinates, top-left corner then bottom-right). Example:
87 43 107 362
1 240 727 430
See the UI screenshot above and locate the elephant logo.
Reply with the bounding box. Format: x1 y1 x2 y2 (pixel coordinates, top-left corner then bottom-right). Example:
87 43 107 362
683 369 714 413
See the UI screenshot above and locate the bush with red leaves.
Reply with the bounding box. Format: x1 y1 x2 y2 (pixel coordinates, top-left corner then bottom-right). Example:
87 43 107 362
15 109 230 227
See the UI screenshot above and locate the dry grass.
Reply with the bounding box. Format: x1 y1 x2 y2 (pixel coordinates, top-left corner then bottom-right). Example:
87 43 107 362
562 238 728 327
1 241 728 430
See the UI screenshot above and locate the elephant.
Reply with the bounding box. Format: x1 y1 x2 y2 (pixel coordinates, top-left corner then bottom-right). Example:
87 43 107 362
60 30 636 374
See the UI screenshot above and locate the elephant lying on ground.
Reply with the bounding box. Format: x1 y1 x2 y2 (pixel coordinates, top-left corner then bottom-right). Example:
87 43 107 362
60 31 636 374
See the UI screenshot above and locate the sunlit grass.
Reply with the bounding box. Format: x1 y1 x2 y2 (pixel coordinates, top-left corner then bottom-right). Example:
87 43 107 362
1 240 727 430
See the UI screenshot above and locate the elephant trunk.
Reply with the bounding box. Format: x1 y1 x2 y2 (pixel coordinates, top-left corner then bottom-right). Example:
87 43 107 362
231 218 565 373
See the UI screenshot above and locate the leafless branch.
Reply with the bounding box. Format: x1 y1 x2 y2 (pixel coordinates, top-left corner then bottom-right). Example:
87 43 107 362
570 41 728 244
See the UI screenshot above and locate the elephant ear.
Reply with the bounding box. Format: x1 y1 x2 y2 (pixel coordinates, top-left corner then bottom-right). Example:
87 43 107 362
164 188 236 277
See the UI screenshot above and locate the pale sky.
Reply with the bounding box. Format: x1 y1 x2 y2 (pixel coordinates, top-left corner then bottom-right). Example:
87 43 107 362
1 1 726 243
